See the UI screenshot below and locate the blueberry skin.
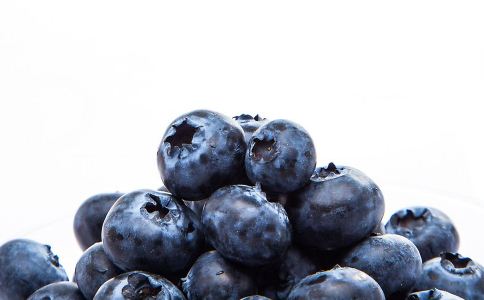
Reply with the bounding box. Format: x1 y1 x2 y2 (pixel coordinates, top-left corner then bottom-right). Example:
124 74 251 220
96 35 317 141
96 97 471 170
94 271 186 300
233 114 268 144
202 185 292 266
385 207 460 262
407 288 464 300
286 164 385 251
341 234 422 298
258 246 319 300
74 242 123 299
27 282 85 300
245 119 316 193
182 251 257 300
0 239 69 300
157 110 247 200
414 253 484 300
287 266 385 300
74 192 124 250
240 296 272 300
102 190 204 276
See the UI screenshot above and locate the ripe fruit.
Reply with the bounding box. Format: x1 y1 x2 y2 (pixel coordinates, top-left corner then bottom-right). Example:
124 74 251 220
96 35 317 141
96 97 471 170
157 110 246 200
286 163 385 251
287 266 385 300
73 192 124 250
385 206 459 262
245 119 316 193
74 242 122 299
0 239 69 300
94 271 186 299
414 252 484 300
202 185 291 266
182 251 257 300
341 234 422 298
102 190 204 276
27 282 84 300
407 288 464 300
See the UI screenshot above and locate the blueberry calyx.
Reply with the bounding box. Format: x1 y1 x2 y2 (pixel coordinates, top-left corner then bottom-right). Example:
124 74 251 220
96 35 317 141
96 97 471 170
45 245 60 267
121 273 162 299
250 136 278 162
390 207 431 228
141 193 174 224
440 252 477 275
311 162 345 182
233 114 266 122
389 208 431 238
407 288 443 300
164 119 200 157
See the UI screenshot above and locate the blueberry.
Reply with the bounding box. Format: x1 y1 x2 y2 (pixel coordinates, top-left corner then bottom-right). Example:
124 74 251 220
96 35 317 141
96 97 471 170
94 271 186 300
245 119 316 193
407 288 464 300
413 252 484 300
0 239 69 300
182 250 257 300
341 234 422 298
74 192 124 250
287 266 385 300
233 114 268 144
240 296 272 300
286 163 385 251
259 246 319 300
385 207 460 262
27 282 85 300
157 110 247 200
74 242 123 299
202 185 291 266
102 190 204 276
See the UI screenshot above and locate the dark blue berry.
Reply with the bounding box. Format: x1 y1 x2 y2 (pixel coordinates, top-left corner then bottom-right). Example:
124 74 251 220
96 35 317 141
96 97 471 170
94 271 186 300
0 239 69 300
233 114 268 144
385 207 459 262
287 266 385 300
182 251 257 300
102 190 204 277
414 252 484 300
245 119 316 193
407 288 464 300
74 192 124 250
202 185 291 266
27 282 85 300
286 163 385 251
240 296 272 300
74 242 123 299
157 110 247 200
341 234 422 298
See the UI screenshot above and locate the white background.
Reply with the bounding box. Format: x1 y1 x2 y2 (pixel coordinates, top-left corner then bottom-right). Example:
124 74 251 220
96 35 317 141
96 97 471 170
1 1 484 275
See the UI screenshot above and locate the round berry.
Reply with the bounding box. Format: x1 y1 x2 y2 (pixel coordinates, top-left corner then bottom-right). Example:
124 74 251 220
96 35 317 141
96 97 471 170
202 185 291 266
286 163 385 251
157 110 246 200
245 119 316 193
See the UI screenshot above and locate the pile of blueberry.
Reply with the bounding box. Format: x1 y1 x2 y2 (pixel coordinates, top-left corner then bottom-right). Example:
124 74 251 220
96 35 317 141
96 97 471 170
1 110 483 300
